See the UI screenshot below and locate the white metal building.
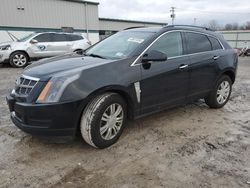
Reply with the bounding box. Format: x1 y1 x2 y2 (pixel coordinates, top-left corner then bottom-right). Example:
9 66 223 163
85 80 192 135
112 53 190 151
220 30 250 49
99 18 166 39
0 0 166 43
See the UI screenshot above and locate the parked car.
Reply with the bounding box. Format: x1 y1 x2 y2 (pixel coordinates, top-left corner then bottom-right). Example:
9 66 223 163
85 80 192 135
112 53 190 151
6 25 238 148
239 44 250 56
0 32 91 68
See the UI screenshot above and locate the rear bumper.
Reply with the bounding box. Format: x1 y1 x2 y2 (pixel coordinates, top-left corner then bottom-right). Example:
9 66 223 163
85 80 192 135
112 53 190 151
6 94 86 137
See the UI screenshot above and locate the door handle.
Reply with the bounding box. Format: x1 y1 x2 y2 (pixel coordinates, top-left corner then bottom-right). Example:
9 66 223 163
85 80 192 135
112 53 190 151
213 56 220 60
179 64 189 69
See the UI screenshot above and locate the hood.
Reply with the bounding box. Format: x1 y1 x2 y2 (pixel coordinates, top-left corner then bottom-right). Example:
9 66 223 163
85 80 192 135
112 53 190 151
23 53 114 80
0 41 26 48
0 41 15 46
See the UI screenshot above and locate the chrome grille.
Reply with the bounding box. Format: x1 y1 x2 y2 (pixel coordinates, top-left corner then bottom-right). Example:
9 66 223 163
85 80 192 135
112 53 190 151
15 75 39 96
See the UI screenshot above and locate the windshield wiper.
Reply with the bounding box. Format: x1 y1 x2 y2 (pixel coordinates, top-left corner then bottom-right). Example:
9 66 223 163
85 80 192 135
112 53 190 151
86 53 106 59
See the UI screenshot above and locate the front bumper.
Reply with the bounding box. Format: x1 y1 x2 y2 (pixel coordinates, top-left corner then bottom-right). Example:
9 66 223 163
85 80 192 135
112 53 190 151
6 94 86 137
0 50 11 63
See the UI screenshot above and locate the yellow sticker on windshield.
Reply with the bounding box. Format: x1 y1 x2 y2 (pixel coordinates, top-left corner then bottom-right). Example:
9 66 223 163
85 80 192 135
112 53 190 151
128 38 144 44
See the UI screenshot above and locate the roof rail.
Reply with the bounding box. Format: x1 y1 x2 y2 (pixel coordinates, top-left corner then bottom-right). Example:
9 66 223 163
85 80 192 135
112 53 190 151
165 25 214 31
123 26 146 30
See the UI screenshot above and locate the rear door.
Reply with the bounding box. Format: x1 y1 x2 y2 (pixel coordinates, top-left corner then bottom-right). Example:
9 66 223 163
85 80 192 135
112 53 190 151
139 31 189 115
183 32 219 101
50 33 72 55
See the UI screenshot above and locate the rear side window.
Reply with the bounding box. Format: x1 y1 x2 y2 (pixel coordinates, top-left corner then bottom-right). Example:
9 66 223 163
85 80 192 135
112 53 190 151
185 32 212 54
208 36 223 50
33 33 52 42
52 34 68 42
69 34 84 41
148 32 183 58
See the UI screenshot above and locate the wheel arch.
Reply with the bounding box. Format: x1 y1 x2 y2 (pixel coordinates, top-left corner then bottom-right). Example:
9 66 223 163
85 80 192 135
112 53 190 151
10 50 30 62
73 49 84 52
85 85 136 120
222 69 236 84
74 85 136 137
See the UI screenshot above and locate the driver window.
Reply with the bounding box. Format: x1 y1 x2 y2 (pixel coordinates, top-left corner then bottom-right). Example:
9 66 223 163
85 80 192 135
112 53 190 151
148 32 183 58
33 34 52 43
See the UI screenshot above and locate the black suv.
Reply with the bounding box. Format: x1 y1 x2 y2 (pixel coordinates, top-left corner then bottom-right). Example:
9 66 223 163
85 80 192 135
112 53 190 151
6 25 238 148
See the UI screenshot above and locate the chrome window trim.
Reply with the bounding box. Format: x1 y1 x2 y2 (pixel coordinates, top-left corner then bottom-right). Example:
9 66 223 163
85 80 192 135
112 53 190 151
130 30 225 67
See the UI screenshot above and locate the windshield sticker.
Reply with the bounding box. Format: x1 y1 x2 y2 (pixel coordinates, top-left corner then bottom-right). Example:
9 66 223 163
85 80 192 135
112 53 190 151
127 38 145 44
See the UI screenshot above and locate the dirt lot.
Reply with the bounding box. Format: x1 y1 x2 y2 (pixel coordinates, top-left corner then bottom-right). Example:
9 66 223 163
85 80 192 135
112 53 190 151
0 58 250 188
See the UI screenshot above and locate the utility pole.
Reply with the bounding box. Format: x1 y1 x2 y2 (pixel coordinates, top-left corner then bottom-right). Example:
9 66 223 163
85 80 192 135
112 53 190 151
194 18 197 25
170 7 176 25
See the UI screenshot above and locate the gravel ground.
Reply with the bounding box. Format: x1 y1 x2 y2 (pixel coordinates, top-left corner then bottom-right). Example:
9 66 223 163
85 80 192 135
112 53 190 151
0 58 250 188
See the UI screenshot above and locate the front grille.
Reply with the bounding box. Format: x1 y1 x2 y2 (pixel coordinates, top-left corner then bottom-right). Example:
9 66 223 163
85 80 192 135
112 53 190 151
15 75 39 96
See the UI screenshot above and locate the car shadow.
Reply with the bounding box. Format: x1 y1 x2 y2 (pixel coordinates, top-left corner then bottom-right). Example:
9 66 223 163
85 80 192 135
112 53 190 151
22 99 210 151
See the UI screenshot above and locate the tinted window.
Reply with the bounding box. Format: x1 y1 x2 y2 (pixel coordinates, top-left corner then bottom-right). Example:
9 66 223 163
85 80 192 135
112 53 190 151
148 32 183 57
52 34 68 42
185 32 212 54
208 36 223 50
33 33 52 42
70 34 83 41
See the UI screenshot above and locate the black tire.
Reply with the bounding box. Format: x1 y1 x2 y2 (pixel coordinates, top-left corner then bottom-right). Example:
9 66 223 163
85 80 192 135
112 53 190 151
80 93 127 149
245 49 250 56
74 49 84 55
205 75 232 109
9 51 29 68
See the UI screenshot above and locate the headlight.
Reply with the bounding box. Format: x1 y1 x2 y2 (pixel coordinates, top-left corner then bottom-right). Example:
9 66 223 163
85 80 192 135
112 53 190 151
0 45 11 51
37 72 80 103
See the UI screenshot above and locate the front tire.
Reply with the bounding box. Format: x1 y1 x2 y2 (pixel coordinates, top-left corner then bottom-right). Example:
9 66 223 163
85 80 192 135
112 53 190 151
80 93 127 149
9 52 29 68
205 75 232 108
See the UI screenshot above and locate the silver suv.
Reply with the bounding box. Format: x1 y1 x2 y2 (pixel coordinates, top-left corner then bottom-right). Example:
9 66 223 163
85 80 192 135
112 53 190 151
0 32 91 68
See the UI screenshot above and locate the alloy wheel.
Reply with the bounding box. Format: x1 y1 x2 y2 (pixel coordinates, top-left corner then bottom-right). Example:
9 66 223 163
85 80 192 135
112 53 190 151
100 103 124 140
216 81 230 104
12 54 27 67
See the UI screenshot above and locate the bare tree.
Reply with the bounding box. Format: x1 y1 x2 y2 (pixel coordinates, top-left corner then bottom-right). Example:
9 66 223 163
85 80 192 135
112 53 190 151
232 23 239 30
206 20 220 30
224 24 233 30
239 25 246 30
245 21 250 30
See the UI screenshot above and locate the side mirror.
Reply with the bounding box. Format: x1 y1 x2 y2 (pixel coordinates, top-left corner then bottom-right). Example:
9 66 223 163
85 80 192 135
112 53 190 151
30 39 38 44
142 50 167 63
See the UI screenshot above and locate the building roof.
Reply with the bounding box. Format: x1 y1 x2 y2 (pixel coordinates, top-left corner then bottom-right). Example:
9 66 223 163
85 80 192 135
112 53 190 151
99 18 166 26
63 0 99 5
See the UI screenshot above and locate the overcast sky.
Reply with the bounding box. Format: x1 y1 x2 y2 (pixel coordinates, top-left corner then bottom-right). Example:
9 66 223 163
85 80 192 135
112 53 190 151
89 0 250 26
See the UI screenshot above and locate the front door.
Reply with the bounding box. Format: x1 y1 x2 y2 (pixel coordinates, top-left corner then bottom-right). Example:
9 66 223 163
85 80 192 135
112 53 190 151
139 31 189 115
28 33 55 58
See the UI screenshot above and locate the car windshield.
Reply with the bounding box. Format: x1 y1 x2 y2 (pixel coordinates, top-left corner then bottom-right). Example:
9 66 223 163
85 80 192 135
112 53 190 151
18 33 37 42
85 31 154 59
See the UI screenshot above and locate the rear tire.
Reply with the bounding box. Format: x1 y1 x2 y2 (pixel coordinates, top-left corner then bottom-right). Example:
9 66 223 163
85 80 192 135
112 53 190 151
9 51 29 68
205 75 232 109
80 93 127 149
